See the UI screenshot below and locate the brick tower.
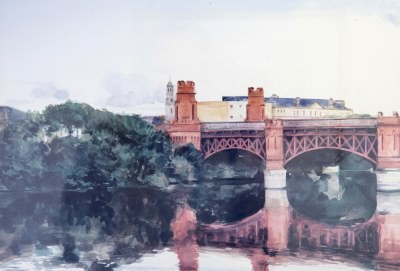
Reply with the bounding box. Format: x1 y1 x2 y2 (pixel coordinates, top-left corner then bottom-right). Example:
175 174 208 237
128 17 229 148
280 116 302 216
246 87 265 121
377 112 400 169
168 80 201 149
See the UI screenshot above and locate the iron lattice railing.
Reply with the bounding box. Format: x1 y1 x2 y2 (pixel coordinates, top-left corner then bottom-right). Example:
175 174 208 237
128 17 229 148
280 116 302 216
283 132 377 164
202 137 266 160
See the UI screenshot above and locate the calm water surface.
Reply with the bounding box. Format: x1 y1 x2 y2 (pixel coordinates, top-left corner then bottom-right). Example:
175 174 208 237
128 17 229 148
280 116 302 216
0 246 379 270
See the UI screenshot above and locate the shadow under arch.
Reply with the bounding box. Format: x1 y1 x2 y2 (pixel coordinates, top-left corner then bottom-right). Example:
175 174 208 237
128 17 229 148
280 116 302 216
189 149 266 224
284 149 377 225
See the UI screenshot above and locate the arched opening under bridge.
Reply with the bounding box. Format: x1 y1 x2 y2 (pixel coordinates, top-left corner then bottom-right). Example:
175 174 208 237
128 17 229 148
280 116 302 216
189 149 265 224
284 149 377 225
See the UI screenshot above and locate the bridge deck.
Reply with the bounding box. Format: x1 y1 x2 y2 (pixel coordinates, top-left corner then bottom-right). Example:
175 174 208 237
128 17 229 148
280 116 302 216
201 119 378 131
201 122 265 131
282 118 377 128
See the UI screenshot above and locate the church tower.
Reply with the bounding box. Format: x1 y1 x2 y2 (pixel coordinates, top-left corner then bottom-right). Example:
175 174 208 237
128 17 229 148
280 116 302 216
165 80 175 122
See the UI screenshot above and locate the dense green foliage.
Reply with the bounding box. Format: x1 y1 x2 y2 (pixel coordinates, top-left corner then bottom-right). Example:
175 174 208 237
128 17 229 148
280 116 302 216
0 101 199 191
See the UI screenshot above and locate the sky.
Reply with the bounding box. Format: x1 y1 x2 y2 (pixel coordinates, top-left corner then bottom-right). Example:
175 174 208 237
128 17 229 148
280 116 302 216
0 0 399 116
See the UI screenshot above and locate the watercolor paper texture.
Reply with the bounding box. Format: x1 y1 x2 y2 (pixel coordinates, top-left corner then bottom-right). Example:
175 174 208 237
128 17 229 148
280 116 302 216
1 1 400 270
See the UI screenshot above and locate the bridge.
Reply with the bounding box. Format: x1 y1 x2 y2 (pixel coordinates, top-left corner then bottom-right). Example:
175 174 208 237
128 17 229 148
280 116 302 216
201 118 378 165
168 80 400 189
168 81 400 268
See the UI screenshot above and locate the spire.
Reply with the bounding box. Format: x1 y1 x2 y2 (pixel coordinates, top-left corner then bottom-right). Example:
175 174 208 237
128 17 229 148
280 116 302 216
167 76 173 86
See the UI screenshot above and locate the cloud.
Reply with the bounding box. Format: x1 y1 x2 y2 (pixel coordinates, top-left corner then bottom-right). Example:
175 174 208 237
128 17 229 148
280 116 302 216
107 91 137 108
104 73 164 108
31 82 69 100
384 12 400 26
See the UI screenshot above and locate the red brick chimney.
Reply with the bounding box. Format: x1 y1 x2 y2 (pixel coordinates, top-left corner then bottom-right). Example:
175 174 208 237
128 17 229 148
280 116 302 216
246 87 265 121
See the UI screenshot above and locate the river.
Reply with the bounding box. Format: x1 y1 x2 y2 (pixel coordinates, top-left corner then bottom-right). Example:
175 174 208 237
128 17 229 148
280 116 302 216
0 244 388 270
0 173 399 270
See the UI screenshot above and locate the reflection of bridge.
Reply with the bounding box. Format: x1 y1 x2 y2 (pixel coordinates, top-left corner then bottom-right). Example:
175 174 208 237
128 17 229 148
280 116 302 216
198 208 380 255
198 210 268 247
172 200 400 271
169 80 400 189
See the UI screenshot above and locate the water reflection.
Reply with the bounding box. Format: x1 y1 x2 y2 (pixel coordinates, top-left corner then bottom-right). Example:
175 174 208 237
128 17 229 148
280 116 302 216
194 184 400 270
172 202 198 271
118 247 380 271
1 191 400 270
286 170 377 224
0 165 399 271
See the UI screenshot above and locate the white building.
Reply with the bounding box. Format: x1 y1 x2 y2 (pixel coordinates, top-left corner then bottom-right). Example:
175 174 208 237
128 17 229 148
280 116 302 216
165 80 175 122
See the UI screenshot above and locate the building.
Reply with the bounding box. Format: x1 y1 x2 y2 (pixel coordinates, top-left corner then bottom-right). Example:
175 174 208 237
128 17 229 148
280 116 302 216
197 101 229 122
222 94 353 121
165 81 353 122
165 80 175 122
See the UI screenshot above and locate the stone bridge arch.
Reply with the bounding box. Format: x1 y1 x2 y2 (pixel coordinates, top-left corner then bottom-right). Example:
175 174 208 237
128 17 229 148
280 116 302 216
200 122 267 161
283 131 378 166
202 137 266 160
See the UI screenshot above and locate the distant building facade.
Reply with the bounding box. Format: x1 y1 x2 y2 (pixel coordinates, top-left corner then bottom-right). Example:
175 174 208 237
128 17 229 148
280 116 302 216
222 94 353 121
165 81 353 122
165 80 175 122
197 101 229 122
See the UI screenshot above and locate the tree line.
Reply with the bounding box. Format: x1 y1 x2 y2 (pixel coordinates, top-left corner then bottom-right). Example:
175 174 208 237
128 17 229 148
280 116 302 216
0 101 203 191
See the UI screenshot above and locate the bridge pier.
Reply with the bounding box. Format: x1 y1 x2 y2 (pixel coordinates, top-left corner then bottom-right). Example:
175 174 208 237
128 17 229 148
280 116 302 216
376 191 400 261
264 169 287 189
375 170 400 192
168 80 202 150
264 119 286 189
376 113 400 191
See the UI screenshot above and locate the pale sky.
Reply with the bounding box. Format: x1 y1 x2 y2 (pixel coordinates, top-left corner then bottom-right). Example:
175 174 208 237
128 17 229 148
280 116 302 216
0 0 399 116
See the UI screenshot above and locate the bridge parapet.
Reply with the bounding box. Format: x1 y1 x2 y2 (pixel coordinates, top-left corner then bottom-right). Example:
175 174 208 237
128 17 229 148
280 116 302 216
201 122 265 131
283 118 377 128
